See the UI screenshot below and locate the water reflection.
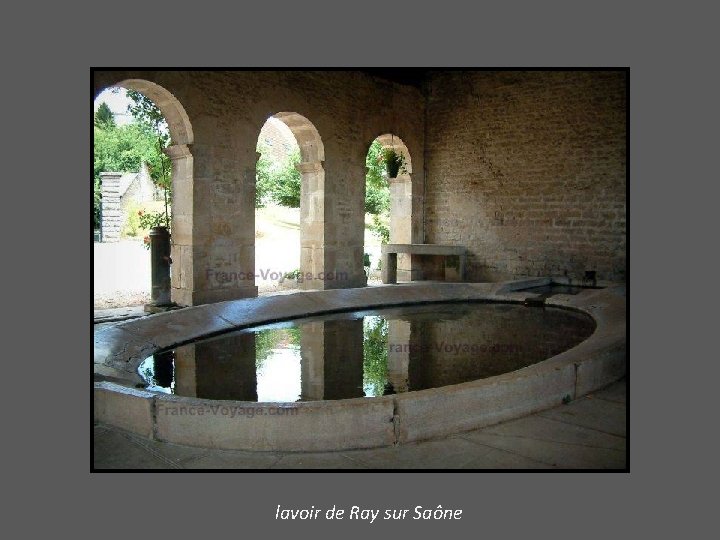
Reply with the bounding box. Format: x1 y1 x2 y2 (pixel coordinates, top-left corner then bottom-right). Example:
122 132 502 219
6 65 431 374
140 302 595 402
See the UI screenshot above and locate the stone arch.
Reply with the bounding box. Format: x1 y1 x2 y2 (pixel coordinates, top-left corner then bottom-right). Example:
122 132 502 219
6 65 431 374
102 79 194 146
257 112 326 290
374 133 412 174
95 79 195 306
369 133 417 281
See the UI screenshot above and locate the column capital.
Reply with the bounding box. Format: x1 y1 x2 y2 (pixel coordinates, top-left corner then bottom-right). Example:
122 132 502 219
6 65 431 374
164 143 193 161
387 173 412 184
296 161 324 173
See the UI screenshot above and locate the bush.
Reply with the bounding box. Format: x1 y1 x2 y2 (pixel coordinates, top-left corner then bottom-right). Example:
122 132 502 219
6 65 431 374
369 215 390 244
123 204 141 237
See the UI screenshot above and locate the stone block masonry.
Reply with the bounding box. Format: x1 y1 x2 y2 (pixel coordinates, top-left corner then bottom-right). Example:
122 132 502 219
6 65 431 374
99 172 122 242
424 71 626 282
93 70 626 306
94 71 426 305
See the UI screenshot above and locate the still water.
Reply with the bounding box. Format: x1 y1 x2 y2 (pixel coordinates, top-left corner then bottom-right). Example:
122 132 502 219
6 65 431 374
139 302 595 402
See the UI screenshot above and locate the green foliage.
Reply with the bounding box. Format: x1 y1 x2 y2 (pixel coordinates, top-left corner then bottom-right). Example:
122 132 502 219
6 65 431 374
139 209 170 230
369 214 390 244
380 147 407 178
94 102 115 129
255 329 281 369
365 140 390 215
363 316 389 397
93 90 173 233
255 145 302 209
270 150 302 208
254 327 301 369
365 182 389 215
93 178 102 230
123 204 141 237
284 268 302 280
126 91 172 192
126 90 169 143
255 144 274 208
364 140 391 244
93 123 162 180
365 140 386 190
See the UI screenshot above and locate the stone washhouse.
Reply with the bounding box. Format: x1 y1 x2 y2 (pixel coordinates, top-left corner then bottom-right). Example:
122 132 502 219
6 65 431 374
92 70 626 307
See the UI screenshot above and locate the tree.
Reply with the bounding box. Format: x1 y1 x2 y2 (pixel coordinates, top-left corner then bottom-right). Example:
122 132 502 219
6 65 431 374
365 140 390 215
363 316 389 396
94 102 115 129
126 90 172 227
269 150 302 208
255 144 275 208
94 123 166 180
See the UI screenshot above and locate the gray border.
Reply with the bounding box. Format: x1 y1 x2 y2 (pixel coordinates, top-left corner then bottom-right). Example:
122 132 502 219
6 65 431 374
14 0 717 536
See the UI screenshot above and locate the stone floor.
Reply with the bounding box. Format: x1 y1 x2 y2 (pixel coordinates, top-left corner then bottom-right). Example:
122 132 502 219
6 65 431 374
93 378 626 470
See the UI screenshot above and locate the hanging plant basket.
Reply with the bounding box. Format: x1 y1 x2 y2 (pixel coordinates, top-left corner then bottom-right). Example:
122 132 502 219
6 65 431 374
382 148 406 179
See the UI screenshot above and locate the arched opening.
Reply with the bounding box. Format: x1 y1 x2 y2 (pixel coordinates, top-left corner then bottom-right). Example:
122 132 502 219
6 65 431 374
254 117 301 292
93 80 194 307
364 134 414 282
255 112 325 291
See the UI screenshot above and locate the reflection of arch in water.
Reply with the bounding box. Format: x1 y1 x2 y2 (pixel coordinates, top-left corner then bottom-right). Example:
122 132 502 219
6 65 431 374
300 320 364 400
174 334 257 401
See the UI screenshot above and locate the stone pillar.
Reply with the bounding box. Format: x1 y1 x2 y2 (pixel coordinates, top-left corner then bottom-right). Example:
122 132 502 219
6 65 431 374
181 144 258 306
174 345 197 397
322 319 365 400
387 320 411 393
388 174 415 281
194 334 257 401
298 161 326 290
100 172 123 242
300 320 364 400
300 321 325 400
381 251 397 284
165 144 194 306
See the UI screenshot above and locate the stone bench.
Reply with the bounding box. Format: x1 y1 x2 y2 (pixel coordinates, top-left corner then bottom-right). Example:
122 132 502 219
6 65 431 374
381 243 466 284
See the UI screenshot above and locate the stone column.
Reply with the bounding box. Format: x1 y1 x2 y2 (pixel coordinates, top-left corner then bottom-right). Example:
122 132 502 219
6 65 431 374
300 321 325 400
194 334 257 401
322 319 365 400
300 320 365 400
165 144 194 306
173 345 197 397
298 161 326 290
184 144 258 306
387 320 411 393
381 250 397 284
389 174 411 281
100 172 123 243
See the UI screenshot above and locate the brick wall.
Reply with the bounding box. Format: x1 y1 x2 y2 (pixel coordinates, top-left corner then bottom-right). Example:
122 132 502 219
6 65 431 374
424 71 627 282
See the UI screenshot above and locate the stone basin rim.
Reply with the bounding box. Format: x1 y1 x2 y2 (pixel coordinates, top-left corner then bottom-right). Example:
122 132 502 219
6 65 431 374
93 279 626 451
102 297 598 387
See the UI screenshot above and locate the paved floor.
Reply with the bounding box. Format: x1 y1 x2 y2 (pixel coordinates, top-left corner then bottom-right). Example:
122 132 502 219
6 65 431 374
94 378 626 470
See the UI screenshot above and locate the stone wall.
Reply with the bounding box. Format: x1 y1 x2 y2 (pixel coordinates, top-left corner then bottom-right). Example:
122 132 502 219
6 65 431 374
99 172 122 242
93 70 627 305
424 71 627 282
94 71 426 305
